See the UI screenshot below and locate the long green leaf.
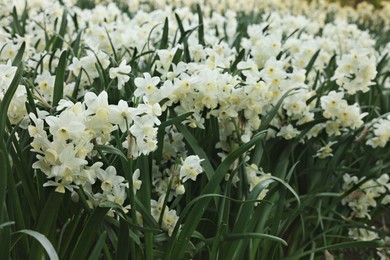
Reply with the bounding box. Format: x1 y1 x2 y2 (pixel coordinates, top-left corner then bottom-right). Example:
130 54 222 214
88 231 107 260
305 49 320 78
0 64 23 140
12 42 25 66
115 218 129 260
52 10 68 51
95 144 128 160
160 18 169 50
15 230 59 260
196 4 205 45
52 50 67 107
137 155 153 260
0 145 11 259
224 232 287 246
69 207 109 260
29 191 63 260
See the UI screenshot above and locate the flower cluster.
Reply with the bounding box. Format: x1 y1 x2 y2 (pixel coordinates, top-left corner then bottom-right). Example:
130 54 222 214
342 173 390 258
29 90 160 209
366 115 390 148
342 173 389 219
332 49 377 95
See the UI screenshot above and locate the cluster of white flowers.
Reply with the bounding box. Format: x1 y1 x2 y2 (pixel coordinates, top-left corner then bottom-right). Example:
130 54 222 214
28 89 160 210
151 194 179 236
333 49 377 95
366 115 390 148
342 173 390 219
245 164 272 205
320 91 367 136
342 173 390 258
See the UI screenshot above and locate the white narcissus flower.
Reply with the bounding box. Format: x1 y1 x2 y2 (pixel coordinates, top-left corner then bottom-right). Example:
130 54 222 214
109 100 136 132
366 115 390 148
150 194 165 222
132 169 142 194
277 124 300 140
46 110 85 140
35 70 55 99
179 155 204 182
162 209 179 236
314 141 337 159
109 59 132 90
0 60 17 99
43 180 78 193
98 166 125 192
134 73 160 97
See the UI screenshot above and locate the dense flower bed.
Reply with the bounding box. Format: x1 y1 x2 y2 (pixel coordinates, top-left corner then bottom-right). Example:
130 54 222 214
0 0 389 259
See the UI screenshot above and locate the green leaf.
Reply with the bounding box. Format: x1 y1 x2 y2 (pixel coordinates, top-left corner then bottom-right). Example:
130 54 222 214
175 13 191 62
69 207 109 260
0 148 10 223
160 18 169 50
15 230 59 260
52 50 67 107
137 155 153 260
230 49 245 73
224 232 287 246
29 191 63 260
115 218 129 260
0 64 23 140
0 221 15 229
95 144 128 160
269 175 300 207
88 231 107 260
51 10 68 51
305 49 320 78
12 42 25 66
71 30 83 57
12 7 24 36
196 4 205 45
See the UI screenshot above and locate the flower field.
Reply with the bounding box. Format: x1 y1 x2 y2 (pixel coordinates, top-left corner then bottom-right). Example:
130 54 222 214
1 0 389 259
